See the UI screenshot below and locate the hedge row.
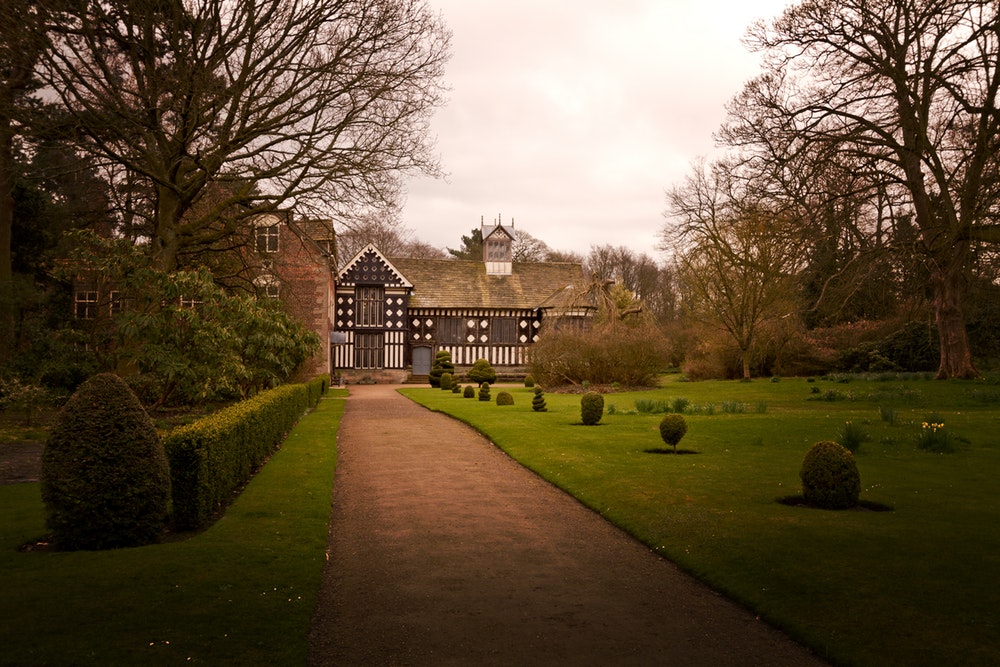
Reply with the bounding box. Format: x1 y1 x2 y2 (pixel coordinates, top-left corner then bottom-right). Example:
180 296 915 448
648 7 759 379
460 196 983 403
164 375 329 530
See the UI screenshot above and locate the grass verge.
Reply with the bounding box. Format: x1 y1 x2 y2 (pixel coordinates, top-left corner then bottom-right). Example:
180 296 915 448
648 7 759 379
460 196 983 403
0 391 345 666
404 377 1000 667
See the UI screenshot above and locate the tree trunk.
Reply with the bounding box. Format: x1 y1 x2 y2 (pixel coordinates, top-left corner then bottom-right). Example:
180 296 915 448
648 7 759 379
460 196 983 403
931 251 978 379
0 120 15 366
152 186 182 272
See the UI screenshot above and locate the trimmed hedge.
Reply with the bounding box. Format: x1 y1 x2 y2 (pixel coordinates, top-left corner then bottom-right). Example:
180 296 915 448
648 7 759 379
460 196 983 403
164 380 326 530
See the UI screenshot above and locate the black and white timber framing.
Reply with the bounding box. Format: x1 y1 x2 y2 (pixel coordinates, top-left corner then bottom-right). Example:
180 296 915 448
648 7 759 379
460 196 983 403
332 224 593 375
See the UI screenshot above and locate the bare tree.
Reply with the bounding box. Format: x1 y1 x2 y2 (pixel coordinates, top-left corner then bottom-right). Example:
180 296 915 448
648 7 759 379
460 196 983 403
664 161 803 379
38 0 451 272
587 245 675 323
336 209 444 266
743 0 1000 378
511 229 551 262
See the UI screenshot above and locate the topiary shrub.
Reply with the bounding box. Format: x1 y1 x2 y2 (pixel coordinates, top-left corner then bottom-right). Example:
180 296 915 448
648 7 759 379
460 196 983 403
580 391 604 425
463 385 475 398
429 350 454 388
468 358 497 385
800 440 861 509
41 373 171 550
658 413 688 453
451 383 461 393
532 386 547 412
440 372 453 391
524 374 535 388
496 391 514 406
478 382 491 401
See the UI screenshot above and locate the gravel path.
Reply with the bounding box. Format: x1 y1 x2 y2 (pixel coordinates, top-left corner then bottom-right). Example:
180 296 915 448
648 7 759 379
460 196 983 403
308 384 826 666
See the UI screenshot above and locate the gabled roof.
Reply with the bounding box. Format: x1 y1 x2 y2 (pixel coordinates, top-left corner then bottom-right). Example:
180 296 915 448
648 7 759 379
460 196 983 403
387 256 589 310
295 218 335 242
338 244 412 288
482 223 515 242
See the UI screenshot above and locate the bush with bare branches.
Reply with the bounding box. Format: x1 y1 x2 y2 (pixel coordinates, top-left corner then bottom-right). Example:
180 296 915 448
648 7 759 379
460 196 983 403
528 323 668 388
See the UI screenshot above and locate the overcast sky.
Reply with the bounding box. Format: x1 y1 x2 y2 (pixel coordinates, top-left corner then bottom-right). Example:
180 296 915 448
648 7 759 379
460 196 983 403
400 0 792 259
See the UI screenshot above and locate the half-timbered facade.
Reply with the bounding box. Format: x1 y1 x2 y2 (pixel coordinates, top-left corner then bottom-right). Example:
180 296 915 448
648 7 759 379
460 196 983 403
333 224 592 381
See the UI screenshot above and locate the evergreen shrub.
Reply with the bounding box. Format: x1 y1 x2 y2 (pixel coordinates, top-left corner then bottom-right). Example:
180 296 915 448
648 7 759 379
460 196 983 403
580 391 604 425
440 372 453 390
800 440 861 509
524 374 535 388
41 373 171 550
429 351 455 388
468 358 497 385
658 413 688 453
496 391 514 406
478 382 491 402
463 385 475 398
532 386 547 412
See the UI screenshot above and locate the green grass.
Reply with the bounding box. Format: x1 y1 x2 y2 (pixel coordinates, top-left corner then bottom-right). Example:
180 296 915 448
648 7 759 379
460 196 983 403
0 391 345 666
402 377 1000 667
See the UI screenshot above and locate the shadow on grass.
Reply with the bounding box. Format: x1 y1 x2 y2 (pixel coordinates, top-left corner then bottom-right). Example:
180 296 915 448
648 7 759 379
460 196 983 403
643 448 699 455
776 495 894 512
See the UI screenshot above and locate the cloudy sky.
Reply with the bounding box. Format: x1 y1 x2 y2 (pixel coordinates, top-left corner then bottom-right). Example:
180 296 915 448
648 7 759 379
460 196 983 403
401 0 792 259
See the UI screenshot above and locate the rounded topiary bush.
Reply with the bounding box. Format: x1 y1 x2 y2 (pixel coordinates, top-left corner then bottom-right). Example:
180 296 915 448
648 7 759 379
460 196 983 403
463 385 475 398
659 413 688 452
440 372 453 391
800 440 861 509
478 382 491 402
580 391 604 425
468 358 497 385
532 386 547 412
41 373 171 550
496 391 514 406
524 374 535 388
451 383 461 393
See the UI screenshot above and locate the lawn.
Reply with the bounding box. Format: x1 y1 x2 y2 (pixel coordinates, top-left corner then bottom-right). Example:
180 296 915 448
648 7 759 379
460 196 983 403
0 391 345 666
403 375 1000 667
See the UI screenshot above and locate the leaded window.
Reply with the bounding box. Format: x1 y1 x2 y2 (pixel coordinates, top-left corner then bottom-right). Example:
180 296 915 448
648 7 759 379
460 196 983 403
490 317 518 344
357 286 384 327
355 332 383 369
437 317 464 343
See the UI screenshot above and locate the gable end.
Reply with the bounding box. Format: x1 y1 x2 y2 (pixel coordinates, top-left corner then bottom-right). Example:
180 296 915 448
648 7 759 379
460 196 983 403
338 244 413 287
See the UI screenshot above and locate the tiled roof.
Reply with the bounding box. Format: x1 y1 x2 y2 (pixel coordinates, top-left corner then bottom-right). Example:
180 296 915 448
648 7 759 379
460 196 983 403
294 219 335 241
388 257 589 310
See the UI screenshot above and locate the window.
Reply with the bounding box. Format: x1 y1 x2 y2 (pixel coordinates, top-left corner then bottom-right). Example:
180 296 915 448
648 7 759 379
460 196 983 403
109 291 123 316
485 237 509 261
357 286 384 327
74 291 98 320
355 332 383 369
264 282 280 299
437 317 464 343
490 317 518 344
255 223 279 253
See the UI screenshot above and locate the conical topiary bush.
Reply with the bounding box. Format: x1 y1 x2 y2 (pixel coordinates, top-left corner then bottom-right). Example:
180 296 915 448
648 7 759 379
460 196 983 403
41 373 171 550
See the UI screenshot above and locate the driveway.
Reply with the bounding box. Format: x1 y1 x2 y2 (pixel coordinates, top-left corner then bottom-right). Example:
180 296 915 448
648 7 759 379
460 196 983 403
308 384 826 666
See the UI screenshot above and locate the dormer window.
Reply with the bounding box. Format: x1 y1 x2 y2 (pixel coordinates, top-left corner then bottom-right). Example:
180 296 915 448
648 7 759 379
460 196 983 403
482 222 514 275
